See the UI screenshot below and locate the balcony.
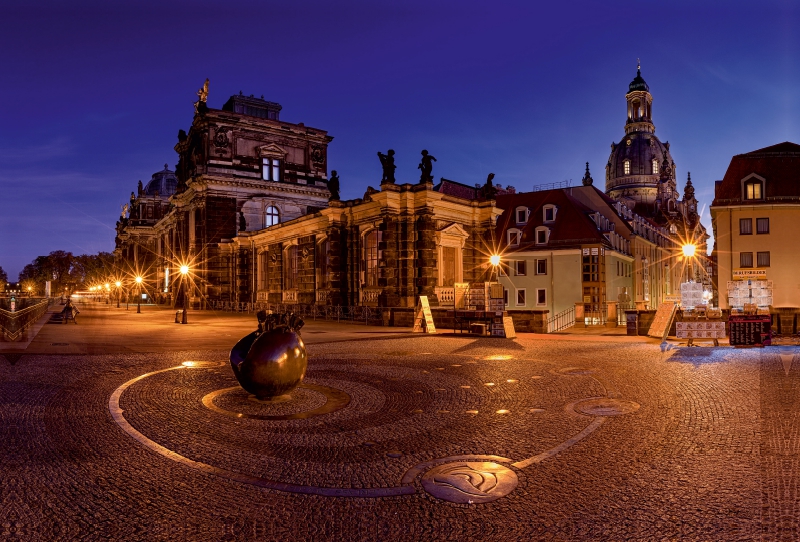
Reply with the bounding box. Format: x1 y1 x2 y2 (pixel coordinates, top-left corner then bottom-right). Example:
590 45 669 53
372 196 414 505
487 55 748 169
435 287 455 307
282 289 298 303
361 288 381 306
316 289 330 304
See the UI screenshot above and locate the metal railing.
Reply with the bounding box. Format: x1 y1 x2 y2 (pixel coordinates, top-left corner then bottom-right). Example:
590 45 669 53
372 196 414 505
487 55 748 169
206 301 387 325
0 299 53 341
547 306 575 333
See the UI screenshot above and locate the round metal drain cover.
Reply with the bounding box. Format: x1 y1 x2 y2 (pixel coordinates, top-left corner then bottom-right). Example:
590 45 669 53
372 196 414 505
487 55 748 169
573 398 640 416
421 461 518 503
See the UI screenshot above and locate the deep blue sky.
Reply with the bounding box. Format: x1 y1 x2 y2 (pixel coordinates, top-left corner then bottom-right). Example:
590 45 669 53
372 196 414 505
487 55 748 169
2 1 799 278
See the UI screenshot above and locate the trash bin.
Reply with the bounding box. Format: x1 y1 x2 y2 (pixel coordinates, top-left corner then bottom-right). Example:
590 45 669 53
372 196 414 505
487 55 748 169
625 310 638 336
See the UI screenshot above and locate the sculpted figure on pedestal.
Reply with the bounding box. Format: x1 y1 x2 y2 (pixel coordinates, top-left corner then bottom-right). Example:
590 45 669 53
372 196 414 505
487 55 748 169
418 150 437 183
378 149 396 183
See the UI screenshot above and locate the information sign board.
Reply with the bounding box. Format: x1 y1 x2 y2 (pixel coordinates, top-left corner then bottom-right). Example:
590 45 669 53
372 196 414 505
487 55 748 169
412 296 437 333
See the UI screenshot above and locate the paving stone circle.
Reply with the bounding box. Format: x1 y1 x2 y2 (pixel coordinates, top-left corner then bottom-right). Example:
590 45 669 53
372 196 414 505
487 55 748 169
572 397 641 416
420 461 519 503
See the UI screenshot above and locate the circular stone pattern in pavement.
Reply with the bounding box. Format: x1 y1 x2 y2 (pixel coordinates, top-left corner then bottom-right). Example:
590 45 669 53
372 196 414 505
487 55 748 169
202 383 350 420
572 397 640 416
554 367 597 376
421 462 518 503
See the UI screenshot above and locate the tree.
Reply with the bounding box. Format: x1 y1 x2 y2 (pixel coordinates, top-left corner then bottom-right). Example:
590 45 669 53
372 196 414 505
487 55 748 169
0 266 7 286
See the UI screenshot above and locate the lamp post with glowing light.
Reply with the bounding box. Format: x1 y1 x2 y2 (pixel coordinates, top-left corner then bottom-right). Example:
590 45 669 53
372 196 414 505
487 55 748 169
180 265 189 324
115 281 121 308
135 276 143 313
682 243 696 283
105 283 110 304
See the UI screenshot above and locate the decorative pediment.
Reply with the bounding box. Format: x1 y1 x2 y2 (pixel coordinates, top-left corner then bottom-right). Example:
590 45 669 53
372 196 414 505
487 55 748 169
437 223 469 239
257 143 287 159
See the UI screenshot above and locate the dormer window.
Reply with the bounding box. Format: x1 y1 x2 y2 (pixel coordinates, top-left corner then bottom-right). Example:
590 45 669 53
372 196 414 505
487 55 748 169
744 180 763 200
535 226 549 245
543 204 557 223
515 207 529 224
507 228 521 247
652 159 659 175
623 160 631 175
262 158 281 181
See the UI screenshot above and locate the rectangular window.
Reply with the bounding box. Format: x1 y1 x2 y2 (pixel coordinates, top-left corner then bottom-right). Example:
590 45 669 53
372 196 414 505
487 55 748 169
536 229 547 244
516 209 527 223
624 161 630 175
262 158 281 181
516 289 526 306
745 182 762 200
536 259 547 275
536 288 546 306
503 288 509 305
739 218 752 235
544 207 555 222
757 218 769 234
515 260 526 276
284 245 298 289
740 252 753 268
507 230 520 246
364 230 382 287
757 251 770 267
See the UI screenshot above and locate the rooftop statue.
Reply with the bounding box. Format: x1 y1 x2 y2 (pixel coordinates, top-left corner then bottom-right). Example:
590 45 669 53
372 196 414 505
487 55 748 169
194 78 209 113
418 149 437 183
328 170 340 201
378 149 396 183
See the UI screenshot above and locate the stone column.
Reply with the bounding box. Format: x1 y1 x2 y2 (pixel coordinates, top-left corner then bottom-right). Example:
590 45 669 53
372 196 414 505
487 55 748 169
398 212 416 307
416 210 437 305
379 214 400 307
326 225 344 306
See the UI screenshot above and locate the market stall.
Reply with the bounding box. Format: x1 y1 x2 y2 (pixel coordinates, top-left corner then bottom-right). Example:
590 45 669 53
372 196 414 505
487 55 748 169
727 278 773 347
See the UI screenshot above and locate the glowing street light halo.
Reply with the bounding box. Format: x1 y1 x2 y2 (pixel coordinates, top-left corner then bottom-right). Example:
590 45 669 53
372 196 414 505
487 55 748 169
135 276 143 284
681 243 696 258
489 254 501 267
180 265 189 275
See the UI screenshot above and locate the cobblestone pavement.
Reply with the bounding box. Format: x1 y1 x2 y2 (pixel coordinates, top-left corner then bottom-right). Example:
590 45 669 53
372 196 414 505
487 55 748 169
2 331 798 540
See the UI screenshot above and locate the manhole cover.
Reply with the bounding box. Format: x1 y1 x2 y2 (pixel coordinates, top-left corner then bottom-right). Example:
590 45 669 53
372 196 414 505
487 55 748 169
573 398 640 416
421 461 518 503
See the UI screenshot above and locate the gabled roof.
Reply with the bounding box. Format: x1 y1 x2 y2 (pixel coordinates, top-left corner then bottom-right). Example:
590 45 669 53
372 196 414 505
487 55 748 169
495 189 606 252
714 141 800 202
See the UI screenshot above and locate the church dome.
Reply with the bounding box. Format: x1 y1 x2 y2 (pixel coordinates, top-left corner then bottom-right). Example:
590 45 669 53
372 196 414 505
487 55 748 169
607 134 675 201
628 68 649 93
143 164 178 197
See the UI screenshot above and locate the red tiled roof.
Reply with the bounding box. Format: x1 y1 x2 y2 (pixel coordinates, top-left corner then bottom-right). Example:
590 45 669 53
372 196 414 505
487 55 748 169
714 141 800 203
494 189 605 252
435 179 478 200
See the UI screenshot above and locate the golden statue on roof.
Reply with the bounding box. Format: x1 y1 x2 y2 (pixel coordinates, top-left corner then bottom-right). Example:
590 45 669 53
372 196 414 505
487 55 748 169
194 78 209 113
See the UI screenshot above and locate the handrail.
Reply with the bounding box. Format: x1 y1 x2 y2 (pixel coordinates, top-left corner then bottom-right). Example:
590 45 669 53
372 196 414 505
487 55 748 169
205 301 387 326
547 306 575 333
0 299 53 342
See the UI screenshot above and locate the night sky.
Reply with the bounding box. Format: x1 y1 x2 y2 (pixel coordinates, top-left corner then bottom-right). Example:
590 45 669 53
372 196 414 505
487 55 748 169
2 1 799 279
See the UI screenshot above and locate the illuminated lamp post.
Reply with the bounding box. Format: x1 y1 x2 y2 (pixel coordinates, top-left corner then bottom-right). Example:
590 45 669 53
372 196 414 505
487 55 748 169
135 276 143 313
105 283 110 304
115 281 121 308
180 265 189 324
682 243 696 283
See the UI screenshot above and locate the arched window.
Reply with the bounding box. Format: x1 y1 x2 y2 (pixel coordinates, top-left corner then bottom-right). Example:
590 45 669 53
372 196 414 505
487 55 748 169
364 230 382 287
265 206 280 227
744 180 763 200
316 238 330 289
623 160 631 175
284 245 298 289
652 159 659 175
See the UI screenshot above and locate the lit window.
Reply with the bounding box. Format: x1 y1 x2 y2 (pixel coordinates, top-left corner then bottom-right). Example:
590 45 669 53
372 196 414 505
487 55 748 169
739 218 752 235
536 288 546 306
757 251 770 267
516 289 526 306
284 245 298 289
364 230 382 287
262 158 281 181
515 260 526 276
744 181 762 200
536 259 547 275
652 159 659 175
740 252 753 268
623 160 631 175
757 218 769 234
265 206 280 227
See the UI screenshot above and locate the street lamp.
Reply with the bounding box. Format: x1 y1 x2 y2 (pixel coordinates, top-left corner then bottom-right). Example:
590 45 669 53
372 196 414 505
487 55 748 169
105 283 110 304
180 265 189 324
115 281 121 308
135 276 143 313
681 244 696 258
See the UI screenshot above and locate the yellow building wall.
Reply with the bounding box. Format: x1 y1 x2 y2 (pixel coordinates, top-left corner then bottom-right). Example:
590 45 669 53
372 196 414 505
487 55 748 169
712 204 800 309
